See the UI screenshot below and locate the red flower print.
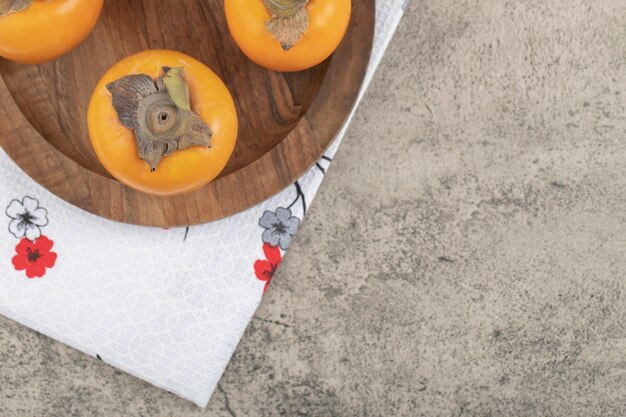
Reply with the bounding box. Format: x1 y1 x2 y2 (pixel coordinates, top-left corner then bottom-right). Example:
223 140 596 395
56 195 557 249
254 244 282 293
12 235 57 279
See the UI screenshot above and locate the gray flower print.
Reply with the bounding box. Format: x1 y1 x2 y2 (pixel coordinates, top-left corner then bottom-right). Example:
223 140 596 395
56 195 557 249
6 197 48 241
259 207 300 250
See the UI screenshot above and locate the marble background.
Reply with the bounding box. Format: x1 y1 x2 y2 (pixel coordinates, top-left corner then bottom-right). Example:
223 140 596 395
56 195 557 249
1 0 626 415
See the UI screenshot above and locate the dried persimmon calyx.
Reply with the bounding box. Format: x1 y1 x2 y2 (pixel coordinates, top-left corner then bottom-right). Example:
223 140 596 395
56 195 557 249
0 0 31 16
263 0 310 51
106 67 212 172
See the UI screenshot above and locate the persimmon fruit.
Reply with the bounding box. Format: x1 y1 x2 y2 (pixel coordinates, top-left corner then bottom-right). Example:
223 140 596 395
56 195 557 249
0 0 104 64
224 0 352 72
88 49 238 196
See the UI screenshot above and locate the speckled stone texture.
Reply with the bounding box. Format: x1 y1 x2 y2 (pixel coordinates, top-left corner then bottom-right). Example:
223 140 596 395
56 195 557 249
1 0 626 415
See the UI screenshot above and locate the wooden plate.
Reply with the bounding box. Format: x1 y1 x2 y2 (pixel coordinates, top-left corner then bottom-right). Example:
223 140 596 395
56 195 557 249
0 0 375 227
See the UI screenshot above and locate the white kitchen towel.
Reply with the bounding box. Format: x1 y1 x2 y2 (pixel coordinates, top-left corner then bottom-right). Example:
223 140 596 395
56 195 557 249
0 0 407 407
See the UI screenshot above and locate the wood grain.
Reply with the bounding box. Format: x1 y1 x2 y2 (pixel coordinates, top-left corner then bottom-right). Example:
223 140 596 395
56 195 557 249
0 0 375 226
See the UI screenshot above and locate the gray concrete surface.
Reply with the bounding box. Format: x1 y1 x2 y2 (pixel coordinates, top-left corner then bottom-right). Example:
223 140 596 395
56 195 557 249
2 0 626 415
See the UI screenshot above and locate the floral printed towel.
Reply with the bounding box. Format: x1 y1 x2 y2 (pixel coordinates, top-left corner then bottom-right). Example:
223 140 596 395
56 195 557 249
0 0 407 407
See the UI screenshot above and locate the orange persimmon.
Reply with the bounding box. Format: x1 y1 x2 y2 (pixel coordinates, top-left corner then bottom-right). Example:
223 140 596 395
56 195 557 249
224 0 351 72
88 49 238 196
0 0 104 64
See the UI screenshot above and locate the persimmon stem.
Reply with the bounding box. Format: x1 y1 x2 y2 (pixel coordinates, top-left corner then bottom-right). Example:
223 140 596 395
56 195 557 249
106 67 212 172
263 0 310 51
264 0 307 18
